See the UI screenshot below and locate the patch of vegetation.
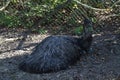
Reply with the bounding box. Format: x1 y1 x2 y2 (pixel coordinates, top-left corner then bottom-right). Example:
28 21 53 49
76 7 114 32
0 0 119 34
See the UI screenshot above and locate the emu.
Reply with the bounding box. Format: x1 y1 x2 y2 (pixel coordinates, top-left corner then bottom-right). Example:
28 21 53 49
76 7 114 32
19 19 93 74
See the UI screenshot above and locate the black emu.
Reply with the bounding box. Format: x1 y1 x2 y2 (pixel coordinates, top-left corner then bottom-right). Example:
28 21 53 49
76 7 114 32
19 19 93 74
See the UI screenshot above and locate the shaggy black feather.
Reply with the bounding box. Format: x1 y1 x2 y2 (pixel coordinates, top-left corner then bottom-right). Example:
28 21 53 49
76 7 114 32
19 19 93 74
19 35 92 73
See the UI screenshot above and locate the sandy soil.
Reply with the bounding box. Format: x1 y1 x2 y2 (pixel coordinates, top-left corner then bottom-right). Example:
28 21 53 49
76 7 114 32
0 26 120 80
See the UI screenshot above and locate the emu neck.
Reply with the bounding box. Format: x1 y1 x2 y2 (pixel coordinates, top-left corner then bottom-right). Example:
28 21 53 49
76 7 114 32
78 35 93 52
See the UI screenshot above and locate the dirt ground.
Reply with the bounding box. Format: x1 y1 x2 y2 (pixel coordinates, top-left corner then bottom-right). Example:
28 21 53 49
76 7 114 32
0 21 120 80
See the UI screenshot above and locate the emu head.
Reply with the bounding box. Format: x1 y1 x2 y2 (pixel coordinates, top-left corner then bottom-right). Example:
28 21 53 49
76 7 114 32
82 18 93 40
79 18 93 53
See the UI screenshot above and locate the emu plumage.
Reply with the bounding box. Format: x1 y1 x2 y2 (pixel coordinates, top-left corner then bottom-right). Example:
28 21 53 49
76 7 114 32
19 19 93 74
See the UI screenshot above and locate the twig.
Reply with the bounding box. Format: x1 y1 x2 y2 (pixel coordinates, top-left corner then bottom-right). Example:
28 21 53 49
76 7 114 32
99 13 120 21
16 29 31 50
110 0 120 8
0 1 11 11
106 13 120 18
73 0 108 11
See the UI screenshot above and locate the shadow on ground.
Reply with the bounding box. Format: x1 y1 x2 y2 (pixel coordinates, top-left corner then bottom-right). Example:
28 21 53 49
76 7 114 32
0 32 120 80
0 18 120 80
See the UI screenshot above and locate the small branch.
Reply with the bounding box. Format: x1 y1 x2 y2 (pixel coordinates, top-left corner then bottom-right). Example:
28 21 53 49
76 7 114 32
106 13 120 18
99 13 120 21
73 0 108 11
110 0 120 8
74 0 120 12
0 1 11 11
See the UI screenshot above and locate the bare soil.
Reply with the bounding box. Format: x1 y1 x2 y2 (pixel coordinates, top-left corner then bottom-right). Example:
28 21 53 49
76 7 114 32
0 20 120 80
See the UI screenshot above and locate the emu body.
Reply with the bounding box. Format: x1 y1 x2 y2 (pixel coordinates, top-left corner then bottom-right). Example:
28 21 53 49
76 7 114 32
19 35 92 73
